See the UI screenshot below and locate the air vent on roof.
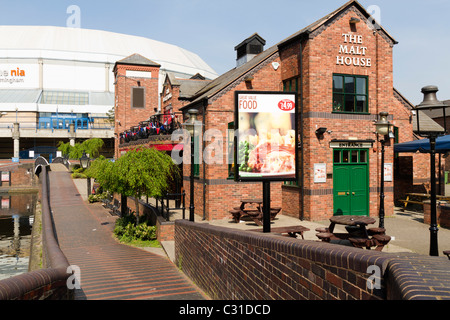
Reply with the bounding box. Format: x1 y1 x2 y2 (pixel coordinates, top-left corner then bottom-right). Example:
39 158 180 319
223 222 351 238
234 33 266 67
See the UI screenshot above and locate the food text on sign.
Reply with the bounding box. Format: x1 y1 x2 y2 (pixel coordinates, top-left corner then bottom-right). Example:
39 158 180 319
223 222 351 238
239 98 257 110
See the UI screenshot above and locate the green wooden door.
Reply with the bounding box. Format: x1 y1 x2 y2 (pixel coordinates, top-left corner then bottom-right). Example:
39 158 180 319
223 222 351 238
349 165 368 216
333 149 369 216
333 166 351 216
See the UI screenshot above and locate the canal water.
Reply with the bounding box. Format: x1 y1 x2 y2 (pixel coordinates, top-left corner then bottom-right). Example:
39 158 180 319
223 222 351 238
0 193 37 280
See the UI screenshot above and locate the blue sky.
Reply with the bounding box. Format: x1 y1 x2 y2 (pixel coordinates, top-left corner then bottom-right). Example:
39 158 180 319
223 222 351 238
0 0 449 105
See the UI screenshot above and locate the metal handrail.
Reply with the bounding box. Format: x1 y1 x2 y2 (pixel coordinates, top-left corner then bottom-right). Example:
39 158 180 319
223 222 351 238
155 191 185 221
0 165 73 300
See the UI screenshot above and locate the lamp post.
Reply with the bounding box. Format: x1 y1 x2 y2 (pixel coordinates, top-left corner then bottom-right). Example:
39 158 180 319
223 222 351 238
182 109 199 222
414 85 447 256
374 112 393 229
79 151 91 198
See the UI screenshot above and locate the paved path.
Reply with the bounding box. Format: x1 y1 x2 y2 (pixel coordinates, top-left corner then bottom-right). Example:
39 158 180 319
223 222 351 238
48 167 207 300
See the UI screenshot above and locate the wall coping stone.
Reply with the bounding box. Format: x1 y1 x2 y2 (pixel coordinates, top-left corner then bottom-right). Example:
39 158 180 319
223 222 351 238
175 219 450 300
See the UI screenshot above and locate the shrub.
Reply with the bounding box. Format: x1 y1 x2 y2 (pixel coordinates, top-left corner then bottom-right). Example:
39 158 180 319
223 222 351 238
71 172 87 179
88 193 106 203
113 214 156 243
73 167 85 174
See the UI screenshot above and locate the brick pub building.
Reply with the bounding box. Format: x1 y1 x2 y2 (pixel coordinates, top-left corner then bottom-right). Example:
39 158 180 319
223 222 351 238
116 0 440 222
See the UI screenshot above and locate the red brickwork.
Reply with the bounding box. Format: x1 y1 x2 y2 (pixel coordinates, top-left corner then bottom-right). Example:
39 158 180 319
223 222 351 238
113 2 440 224
161 76 203 116
113 61 160 158
0 163 37 188
277 7 401 221
176 220 450 300
182 53 283 220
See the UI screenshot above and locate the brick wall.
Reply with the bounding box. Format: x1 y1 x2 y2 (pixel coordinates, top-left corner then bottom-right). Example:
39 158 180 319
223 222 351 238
113 2 438 223
281 185 302 218
182 53 284 221
175 219 450 300
276 6 405 221
175 220 388 300
161 77 197 116
114 63 160 158
386 254 450 300
440 205 450 228
0 163 37 189
156 218 174 242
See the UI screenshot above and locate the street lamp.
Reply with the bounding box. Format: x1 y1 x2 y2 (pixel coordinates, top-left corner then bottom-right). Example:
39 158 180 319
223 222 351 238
414 85 447 257
79 151 91 198
182 109 199 222
374 112 393 229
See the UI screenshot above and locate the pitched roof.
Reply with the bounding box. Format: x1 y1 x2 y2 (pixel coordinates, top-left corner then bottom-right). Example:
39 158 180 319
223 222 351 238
413 111 445 135
181 44 279 108
182 0 397 110
234 33 266 50
164 73 212 99
114 53 161 68
278 0 397 47
394 88 444 137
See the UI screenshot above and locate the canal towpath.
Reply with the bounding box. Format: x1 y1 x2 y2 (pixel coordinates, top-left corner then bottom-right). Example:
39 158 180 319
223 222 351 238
48 163 208 300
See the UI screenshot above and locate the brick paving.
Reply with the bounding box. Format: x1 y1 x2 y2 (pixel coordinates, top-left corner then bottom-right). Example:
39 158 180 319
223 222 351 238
48 168 207 300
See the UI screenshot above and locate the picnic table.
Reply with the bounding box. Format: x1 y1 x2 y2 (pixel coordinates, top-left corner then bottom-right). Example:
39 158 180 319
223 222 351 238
444 250 450 260
229 199 281 225
399 193 450 210
316 215 391 251
239 199 263 211
251 225 310 239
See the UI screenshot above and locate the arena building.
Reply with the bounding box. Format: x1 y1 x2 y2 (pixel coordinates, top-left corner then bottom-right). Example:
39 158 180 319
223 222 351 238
0 26 218 160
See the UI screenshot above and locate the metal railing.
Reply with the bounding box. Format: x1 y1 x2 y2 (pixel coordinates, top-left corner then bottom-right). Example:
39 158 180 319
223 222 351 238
0 121 113 131
0 165 73 300
155 191 186 221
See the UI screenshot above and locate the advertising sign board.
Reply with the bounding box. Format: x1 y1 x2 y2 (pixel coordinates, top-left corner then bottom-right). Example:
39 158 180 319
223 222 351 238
0 64 39 89
234 91 298 182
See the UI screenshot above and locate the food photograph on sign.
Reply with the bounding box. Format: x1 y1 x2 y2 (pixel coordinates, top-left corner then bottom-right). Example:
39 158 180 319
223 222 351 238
235 92 297 181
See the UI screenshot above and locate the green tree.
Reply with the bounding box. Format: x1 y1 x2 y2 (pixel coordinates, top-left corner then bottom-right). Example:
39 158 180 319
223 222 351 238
88 147 179 225
86 155 116 191
57 138 105 159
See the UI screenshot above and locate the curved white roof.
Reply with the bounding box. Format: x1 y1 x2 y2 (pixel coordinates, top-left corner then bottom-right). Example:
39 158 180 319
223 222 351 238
0 25 218 80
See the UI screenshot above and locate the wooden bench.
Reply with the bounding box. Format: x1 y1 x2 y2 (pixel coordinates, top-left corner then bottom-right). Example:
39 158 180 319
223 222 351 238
349 234 391 251
102 198 112 209
316 232 334 242
270 207 282 219
316 232 351 242
229 209 242 223
372 234 391 251
399 199 423 208
251 225 310 239
232 207 281 226
444 250 450 260
349 237 372 249
368 227 386 236
111 199 121 216
269 226 310 239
